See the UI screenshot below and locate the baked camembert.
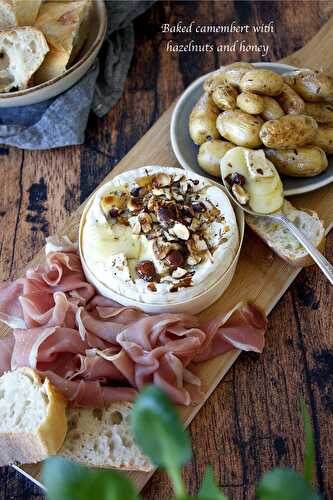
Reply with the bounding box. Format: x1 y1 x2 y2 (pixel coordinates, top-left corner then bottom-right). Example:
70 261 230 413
81 166 239 304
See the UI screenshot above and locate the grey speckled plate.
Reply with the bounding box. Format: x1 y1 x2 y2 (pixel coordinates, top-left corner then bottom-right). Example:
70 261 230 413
170 62 333 197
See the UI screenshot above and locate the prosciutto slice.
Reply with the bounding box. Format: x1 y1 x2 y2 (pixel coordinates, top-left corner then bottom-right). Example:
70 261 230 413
0 236 267 407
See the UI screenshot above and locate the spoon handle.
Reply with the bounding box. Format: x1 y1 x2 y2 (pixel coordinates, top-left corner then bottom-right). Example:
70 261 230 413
277 213 333 285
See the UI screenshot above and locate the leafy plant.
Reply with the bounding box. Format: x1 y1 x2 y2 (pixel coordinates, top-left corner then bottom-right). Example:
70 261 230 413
43 388 322 500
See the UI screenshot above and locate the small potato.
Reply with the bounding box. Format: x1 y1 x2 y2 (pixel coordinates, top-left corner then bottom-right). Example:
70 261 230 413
189 93 220 145
197 139 235 177
240 69 284 96
236 92 264 114
265 147 328 177
216 109 263 148
212 83 237 110
203 70 228 93
276 83 305 115
261 96 285 120
222 62 254 87
305 102 333 124
260 114 318 149
313 124 333 153
284 69 333 102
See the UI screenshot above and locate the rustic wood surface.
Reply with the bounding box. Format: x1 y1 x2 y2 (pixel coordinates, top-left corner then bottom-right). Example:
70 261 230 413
1 1 333 499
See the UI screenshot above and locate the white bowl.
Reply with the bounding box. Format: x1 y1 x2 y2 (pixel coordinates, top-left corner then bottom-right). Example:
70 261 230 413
79 166 244 314
0 0 107 107
170 62 333 196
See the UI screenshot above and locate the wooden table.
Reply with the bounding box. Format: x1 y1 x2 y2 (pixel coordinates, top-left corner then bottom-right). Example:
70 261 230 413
1 1 333 499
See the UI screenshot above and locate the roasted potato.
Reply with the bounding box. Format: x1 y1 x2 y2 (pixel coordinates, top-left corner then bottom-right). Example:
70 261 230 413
260 115 318 149
203 70 228 94
284 69 333 102
222 62 254 87
240 69 284 96
265 146 328 177
212 83 237 110
313 124 333 153
197 139 235 177
236 92 264 114
305 102 333 124
216 110 263 148
261 96 285 120
276 83 305 115
189 93 220 145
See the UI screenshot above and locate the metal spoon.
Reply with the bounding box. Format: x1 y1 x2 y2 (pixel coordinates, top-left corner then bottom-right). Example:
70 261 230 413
222 180 333 285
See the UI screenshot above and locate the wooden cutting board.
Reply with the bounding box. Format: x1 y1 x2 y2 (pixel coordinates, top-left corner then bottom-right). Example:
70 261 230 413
4 15 333 492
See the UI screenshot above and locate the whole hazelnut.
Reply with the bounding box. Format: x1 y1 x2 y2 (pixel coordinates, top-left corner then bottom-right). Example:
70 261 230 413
136 260 158 282
165 250 185 268
158 206 176 222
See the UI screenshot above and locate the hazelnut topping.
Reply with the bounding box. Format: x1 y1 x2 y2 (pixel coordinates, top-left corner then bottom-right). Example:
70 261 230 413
100 171 228 294
165 250 185 268
158 206 176 222
136 260 158 282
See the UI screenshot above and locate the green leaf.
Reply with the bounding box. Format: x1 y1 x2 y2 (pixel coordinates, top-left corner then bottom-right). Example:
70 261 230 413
131 385 192 469
257 468 321 500
198 466 228 499
43 457 140 500
301 400 315 483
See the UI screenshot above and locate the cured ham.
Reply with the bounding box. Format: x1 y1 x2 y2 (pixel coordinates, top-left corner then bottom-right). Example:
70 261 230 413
0 236 267 407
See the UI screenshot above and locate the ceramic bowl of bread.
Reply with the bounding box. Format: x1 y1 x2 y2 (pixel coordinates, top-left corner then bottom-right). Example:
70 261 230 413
79 166 245 314
171 61 333 196
0 0 107 107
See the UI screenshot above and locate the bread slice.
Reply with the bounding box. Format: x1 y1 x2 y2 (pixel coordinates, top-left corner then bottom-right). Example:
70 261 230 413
0 27 49 92
0 368 67 466
0 0 42 29
34 0 91 83
60 403 153 472
246 199 326 267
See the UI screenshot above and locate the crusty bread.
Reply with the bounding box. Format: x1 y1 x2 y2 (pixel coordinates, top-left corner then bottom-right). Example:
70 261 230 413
34 0 91 83
0 27 49 92
0 0 42 29
0 368 67 466
60 403 153 472
246 199 326 267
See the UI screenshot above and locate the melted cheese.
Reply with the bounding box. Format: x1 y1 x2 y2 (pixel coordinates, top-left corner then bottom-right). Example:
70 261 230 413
221 147 284 214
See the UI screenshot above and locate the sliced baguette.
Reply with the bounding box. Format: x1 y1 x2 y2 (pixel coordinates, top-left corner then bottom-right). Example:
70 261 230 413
246 199 326 267
0 368 67 466
34 0 91 83
0 27 49 92
60 403 153 472
0 0 42 29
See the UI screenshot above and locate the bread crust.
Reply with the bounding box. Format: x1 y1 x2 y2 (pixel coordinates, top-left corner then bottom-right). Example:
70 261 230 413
34 0 91 83
0 368 67 466
0 0 42 29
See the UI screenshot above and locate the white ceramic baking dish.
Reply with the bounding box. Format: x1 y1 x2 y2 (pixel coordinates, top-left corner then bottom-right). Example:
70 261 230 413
79 166 244 314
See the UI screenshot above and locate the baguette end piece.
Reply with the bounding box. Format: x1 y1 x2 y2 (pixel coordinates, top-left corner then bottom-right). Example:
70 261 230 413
0 368 67 466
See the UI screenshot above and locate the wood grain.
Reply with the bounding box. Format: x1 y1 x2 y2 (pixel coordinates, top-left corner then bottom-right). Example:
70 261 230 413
1 1 333 499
